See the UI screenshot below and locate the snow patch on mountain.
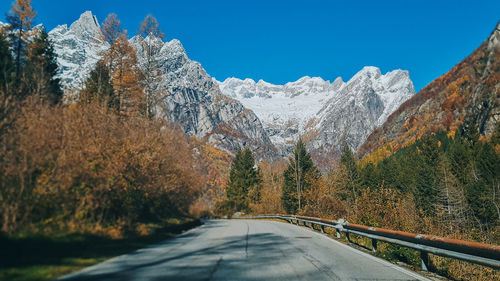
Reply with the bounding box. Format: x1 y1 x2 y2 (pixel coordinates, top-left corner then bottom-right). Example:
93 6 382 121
47 11 276 158
48 11 108 93
218 67 415 156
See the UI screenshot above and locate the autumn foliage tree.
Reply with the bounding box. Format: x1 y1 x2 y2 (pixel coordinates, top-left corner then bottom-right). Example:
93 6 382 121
136 14 165 119
101 14 145 116
0 7 211 236
249 160 286 214
101 13 122 45
6 0 36 83
0 99 202 234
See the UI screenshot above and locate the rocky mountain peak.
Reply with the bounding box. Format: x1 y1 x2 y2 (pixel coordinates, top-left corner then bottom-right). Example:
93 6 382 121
68 11 101 41
162 39 186 54
47 11 276 158
355 66 382 80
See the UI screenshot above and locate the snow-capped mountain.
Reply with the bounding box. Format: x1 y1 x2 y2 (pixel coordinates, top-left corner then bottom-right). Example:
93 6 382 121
218 67 415 159
47 11 276 158
49 11 108 95
4 10 415 162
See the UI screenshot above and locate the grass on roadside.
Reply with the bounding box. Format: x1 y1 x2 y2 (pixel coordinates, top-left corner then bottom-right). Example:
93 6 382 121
0 219 201 281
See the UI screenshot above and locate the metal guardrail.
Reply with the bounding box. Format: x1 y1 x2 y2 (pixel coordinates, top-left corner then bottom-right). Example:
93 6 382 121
242 214 500 271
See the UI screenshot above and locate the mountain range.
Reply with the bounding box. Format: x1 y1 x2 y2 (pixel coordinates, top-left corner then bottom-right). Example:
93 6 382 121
8 11 418 161
48 11 276 158
218 67 415 162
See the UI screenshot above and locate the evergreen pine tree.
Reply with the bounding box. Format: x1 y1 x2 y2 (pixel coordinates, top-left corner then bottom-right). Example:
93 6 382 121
447 134 473 186
467 141 500 226
415 134 441 216
0 33 16 135
0 33 15 94
359 162 379 190
460 120 480 144
340 142 360 200
23 28 62 104
282 138 319 214
80 60 117 110
225 148 261 212
435 156 470 231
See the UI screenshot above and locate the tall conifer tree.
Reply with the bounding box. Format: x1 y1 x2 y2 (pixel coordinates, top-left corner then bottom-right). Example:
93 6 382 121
0 34 14 94
80 60 116 109
282 138 319 214
340 141 360 201
226 148 261 212
0 33 16 134
23 28 62 104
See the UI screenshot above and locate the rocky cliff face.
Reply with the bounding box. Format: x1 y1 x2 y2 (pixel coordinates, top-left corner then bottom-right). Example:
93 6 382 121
218 67 415 162
359 22 500 158
48 11 276 158
48 11 108 96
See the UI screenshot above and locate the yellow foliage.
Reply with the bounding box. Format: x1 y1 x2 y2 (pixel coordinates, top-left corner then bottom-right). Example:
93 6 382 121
0 100 203 235
360 144 392 167
446 81 459 95
447 126 458 139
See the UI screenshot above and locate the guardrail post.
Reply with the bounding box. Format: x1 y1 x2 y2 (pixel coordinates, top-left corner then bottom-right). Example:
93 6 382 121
336 219 346 239
346 232 351 243
320 225 325 233
371 239 377 252
420 251 429 271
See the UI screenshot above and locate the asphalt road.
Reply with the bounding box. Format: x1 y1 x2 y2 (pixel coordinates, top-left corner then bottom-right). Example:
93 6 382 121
59 219 431 281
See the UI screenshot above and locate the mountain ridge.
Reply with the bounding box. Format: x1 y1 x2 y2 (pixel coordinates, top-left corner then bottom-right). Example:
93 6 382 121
358 21 500 159
1 10 420 163
44 11 277 158
218 67 415 162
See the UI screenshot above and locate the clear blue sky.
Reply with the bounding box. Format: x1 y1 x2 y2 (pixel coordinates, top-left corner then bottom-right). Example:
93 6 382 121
2 0 499 91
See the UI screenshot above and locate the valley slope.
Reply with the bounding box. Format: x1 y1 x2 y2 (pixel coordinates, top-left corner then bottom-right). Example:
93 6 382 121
359 22 500 158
